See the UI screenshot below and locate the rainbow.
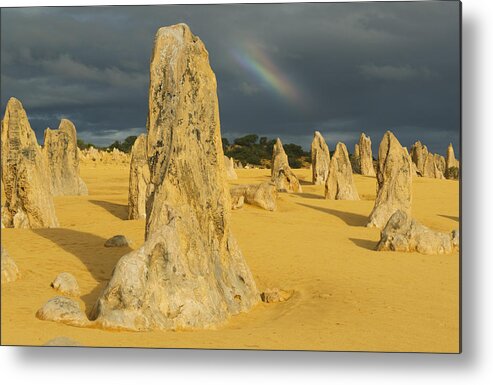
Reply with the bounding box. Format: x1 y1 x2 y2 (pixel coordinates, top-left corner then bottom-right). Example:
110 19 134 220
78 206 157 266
230 41 308 110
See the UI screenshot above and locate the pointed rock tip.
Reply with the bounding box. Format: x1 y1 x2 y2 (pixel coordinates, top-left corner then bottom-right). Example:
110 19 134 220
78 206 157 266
58 118 76 130
156 23 194 40
6 96 23 110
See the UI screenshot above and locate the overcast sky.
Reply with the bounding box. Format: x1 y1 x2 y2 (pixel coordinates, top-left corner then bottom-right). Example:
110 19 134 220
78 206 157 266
0 1 460 155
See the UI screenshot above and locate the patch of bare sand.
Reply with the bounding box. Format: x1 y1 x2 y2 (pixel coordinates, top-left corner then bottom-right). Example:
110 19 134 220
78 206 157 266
1 165 459 352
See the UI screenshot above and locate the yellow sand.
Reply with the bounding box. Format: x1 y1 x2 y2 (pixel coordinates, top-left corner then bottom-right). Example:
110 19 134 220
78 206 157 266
1 164 459 352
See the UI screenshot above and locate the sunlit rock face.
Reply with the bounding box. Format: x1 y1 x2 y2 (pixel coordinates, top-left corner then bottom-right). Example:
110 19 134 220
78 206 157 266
43 119 88 196
91 24 259 331
325 142 359 200
271 138 302 193
1 97 58 229
367 131 412 229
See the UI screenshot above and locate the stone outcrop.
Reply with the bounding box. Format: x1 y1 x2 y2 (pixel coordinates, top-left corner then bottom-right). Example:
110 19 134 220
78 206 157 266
367 131 412 229
1 97 59 228
90 24 258 331
230 182 277 211
271 138 302 193
43 119 88 196
36 296 89 327
325 142 359 200
311 131 330 185
1 247 20 284
224 156 238 180
51 272 80 296
377 210 459 255
128 134 150 219
358 133 376 176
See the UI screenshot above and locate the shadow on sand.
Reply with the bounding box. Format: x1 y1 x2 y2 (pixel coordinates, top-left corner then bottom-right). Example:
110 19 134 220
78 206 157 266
33 228 132 318
297 203 368 227
438 214 460 222
295 192 324 200
89 199 128 220
349 237 378 251
298 179 313 186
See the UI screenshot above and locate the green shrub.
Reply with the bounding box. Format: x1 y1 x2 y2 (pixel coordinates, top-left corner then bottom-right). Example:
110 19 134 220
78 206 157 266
445 166 459 180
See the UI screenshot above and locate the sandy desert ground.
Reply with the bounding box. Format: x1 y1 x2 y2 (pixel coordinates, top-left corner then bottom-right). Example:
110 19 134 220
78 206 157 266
1 164 459 352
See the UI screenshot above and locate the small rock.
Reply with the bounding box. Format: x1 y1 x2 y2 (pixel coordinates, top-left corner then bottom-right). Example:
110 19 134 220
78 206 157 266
104 235 131 247
36 296 89 327
260 288 292 303
51 272 80 296
231 194 245 210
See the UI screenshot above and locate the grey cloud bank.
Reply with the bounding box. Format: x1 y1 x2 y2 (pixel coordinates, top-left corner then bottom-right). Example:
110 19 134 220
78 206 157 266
1 2 460 156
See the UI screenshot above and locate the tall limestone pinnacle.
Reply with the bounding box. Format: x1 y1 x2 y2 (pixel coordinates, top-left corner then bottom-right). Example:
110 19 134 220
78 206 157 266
325 142 359 200
128 133 149 220
43 118 88 196
410 141 444 179
446 143 459 170
91 24 259 331
1 97 59 228
358 133 376 176
410 141 428 177
311 131 330 185
271 137 303 193
367 131 412 229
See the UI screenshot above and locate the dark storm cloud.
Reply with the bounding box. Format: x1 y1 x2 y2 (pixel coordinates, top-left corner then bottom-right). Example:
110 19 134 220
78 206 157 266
0 2 460 155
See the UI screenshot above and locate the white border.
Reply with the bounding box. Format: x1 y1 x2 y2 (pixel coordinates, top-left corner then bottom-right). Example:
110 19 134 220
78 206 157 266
1 0 492 384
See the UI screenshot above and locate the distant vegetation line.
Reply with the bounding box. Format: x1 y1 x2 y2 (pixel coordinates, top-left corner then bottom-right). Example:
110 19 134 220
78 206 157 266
77 136 138 153
222 134 310 168
77 134 314 168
